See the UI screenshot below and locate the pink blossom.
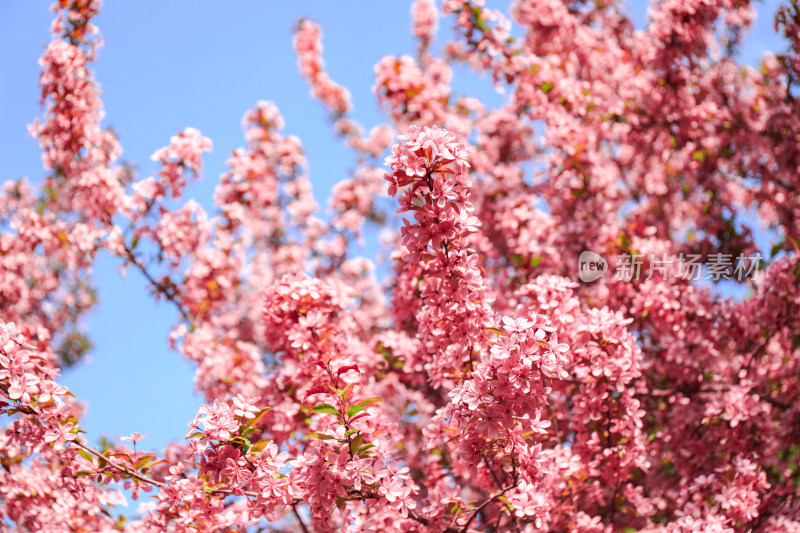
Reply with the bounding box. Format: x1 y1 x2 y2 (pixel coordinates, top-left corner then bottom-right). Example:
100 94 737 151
44 421 76 451
120 432 147 443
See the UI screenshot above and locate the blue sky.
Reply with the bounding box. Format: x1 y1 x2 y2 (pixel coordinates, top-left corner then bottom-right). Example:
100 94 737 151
0 1 786 453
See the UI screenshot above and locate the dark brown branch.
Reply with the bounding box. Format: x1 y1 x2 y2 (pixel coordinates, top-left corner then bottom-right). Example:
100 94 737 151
73 440 168 489
70 439 261 498
459 485 515 533
292 503 310 533
122 242 194 326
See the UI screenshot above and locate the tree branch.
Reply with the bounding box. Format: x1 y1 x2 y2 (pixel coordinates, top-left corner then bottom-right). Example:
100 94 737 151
122 242 194 326
73 440 168 489
459 485 515 533
292 503 310 533
71 439 262 498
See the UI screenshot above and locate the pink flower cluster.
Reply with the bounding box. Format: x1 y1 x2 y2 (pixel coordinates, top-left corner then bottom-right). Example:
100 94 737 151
294 19 353 116
0 321 73 453
385 125 491 384
149 127 213 199
411 0 438 45
31 32 123 221
374 55 452 126
446 314 567 477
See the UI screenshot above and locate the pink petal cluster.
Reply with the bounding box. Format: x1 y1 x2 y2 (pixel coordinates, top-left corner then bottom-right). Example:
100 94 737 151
385 125 492 385
293 19 353 116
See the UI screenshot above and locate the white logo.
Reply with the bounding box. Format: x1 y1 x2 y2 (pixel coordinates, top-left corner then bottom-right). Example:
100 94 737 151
578 251 607 282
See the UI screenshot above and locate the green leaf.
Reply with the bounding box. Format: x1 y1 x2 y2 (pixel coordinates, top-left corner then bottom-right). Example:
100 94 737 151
75 448 94 463
337 382 354 401
529 256 543 268
250 439 271 452
309 432 335 440
347 405 367 418
485 327 508 337
692 150 706 162
311 404 340 417
771 240 785 259
349 434 364 455
142 459 166 470
352 397 382 409
346 397 382 418
243 407 272 432
541 81 554 94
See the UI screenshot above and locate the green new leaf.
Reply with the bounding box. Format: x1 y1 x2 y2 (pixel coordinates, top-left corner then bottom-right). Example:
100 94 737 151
352 397 382 409
142 459 166 470
356 396 383 405
347 404 367 418
249 439 271 452
348 434 364 455
358 443 376 453
243 407 272 432
75 448 94 462
311 403 340 416
309 432 335 440
771 240 784 259
337 382 354 400
497 495 512 509
346 397 382 418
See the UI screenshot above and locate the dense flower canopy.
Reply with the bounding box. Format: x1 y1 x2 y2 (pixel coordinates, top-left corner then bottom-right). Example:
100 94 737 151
2 0 800 531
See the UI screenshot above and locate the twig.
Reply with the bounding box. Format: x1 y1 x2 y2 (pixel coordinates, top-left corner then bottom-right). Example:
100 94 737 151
71 439 261 498
122 243 194 326
73 440 168 489
72 436 442 531
292 503 310 533
459 484 515 533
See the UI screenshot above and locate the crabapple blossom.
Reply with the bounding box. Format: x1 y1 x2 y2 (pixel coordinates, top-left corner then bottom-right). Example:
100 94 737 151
294 19 353 116
3 0 800 531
